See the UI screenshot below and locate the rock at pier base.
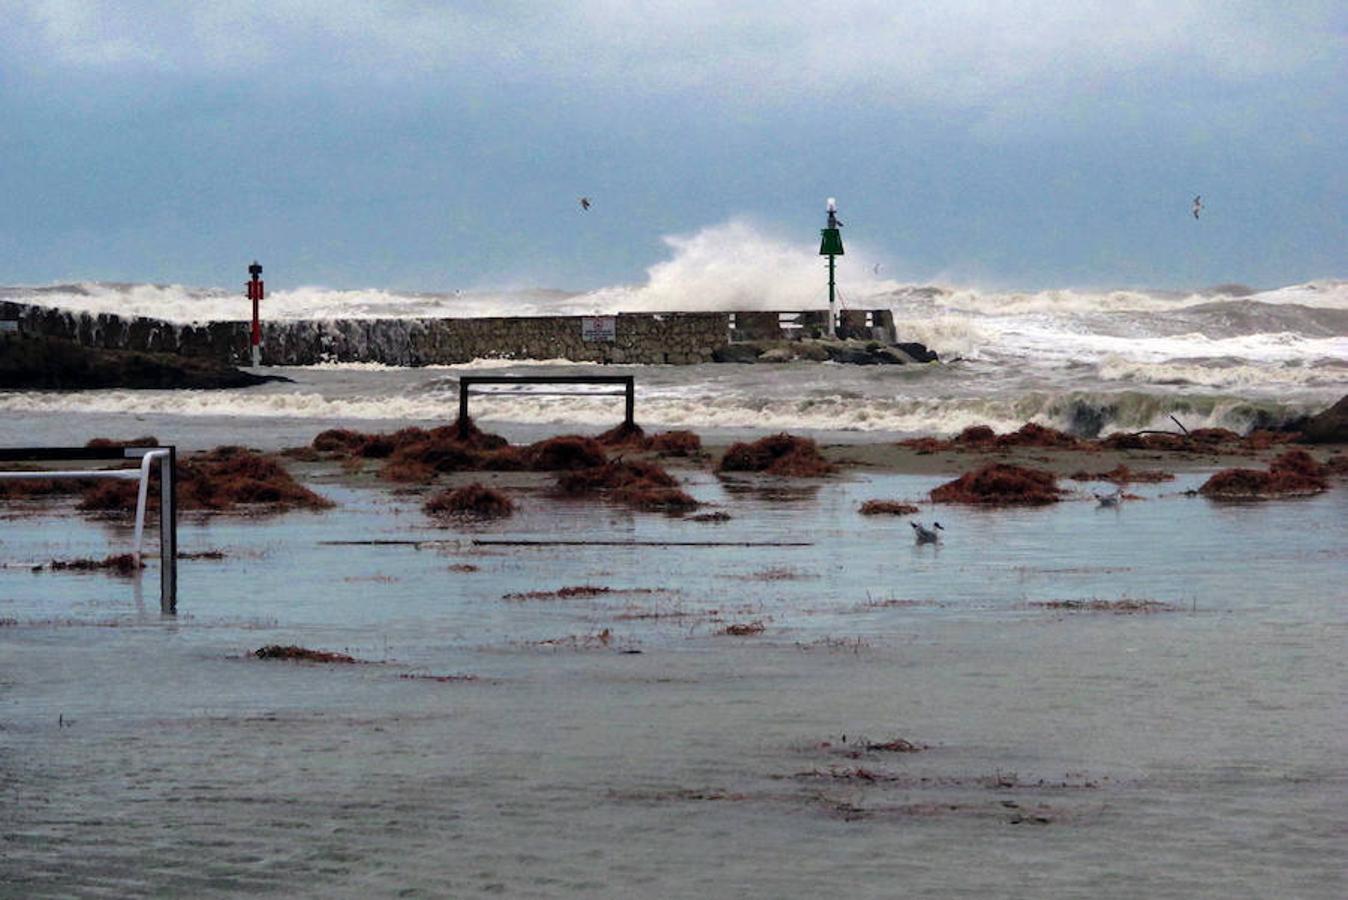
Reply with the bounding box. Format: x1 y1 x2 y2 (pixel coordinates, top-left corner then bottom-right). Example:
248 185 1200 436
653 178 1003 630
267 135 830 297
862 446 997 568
1298 395 1348 444
712 338 938 366
0 335 287 390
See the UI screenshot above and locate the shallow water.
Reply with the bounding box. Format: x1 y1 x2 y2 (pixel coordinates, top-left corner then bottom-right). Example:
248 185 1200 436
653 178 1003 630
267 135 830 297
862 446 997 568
2 469 1345 897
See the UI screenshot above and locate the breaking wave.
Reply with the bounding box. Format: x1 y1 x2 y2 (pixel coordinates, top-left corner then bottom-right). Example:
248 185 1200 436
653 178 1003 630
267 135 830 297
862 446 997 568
2 220 1343 434
0 385 1320 439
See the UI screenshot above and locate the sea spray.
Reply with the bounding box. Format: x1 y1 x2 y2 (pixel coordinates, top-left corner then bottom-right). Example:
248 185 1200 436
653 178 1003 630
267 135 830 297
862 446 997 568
3 219 1344 440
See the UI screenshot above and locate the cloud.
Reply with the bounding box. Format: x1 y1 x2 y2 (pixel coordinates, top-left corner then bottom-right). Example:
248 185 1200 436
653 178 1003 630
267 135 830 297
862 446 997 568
9 1 1339 104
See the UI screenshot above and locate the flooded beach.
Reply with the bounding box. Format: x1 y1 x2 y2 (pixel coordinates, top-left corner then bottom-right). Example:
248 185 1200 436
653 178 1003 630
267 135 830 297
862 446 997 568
3 448 1345 897
5 2 1346 894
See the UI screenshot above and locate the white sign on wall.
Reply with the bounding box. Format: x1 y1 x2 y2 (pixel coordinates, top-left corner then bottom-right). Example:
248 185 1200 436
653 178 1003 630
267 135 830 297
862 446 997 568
581 316 616 342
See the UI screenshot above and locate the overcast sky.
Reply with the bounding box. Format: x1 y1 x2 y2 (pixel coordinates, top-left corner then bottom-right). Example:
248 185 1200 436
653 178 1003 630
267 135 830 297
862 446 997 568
1 1 1343 292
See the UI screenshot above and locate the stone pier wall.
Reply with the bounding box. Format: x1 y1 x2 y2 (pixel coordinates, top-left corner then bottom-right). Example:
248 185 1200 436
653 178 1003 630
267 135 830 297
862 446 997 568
259 312 730 366
1 302 731 366
1 302 901 367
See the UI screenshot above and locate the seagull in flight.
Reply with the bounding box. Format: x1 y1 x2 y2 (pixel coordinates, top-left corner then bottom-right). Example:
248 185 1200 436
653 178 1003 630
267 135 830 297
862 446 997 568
910 521 944 544
1192 195 1203 220
579 197 591 211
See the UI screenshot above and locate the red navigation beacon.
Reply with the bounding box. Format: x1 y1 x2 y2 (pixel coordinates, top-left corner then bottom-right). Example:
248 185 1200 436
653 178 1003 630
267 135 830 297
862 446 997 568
246 261 264 368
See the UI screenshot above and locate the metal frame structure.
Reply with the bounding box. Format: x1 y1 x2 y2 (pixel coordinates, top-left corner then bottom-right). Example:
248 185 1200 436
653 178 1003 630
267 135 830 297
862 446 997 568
0 445 178 613
457 375 636 435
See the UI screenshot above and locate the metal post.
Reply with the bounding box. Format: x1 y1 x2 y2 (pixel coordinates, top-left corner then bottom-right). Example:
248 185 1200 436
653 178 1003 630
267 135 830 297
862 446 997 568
827 254 837 338
819 198 844 339
160 447 177 614
624 376 635 427
458 379 471 436
0 445 178 612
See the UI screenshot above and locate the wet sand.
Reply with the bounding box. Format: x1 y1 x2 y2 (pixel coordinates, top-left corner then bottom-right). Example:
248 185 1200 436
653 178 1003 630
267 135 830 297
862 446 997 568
2 440 1346 898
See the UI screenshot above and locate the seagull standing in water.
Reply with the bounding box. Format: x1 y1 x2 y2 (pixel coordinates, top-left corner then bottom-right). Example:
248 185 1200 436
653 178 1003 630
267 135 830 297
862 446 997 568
910 521 944 544
1192 195 1203 219
1094 487 1124 508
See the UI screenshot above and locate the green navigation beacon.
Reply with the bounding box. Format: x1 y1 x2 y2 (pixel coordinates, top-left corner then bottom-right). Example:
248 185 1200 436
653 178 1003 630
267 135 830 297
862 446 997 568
819 198 845 337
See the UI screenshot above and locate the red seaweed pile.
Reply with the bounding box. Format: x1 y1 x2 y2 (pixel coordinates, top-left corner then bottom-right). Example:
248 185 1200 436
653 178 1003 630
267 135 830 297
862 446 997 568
594 421 648 448
930 463 1064 506
994 423 1083 449
556 459 700 513
306 419 704 512
523 435 608 471
84 436 160 448
502 585 613 601
1068 464 1174 484
896 421 1300 455
308 418 513 467
647 430 703 457
77 446 332 514
899 423 1081 453
304 421 674 483
254 645 358 663
1198 449 1329 500
593 422 705 455
301 420 709 492
423 482 516 519
896 437 951 454
1029 599 1178 613
37 554 144 576
1098 427 1294 453
718 433 835 477
953 424 996 446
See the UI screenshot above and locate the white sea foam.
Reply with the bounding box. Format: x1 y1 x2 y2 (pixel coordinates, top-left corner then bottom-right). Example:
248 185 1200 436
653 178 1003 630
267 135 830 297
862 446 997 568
0 384 1320 438
919 282 1348 315
19 274 1344 326
998 325 1348 367
17 220 1339 323
3 219 1343 413
886 314 993 359
1096 357 1347 389
295 357 599 371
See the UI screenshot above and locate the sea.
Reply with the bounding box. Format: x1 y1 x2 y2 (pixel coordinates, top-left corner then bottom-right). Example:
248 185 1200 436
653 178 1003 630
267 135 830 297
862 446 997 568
1 267 1345 897
1 274 1345 445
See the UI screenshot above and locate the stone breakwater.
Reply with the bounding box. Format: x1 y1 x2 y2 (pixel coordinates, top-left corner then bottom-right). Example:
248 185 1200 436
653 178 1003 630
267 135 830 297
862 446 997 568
2 303 911 367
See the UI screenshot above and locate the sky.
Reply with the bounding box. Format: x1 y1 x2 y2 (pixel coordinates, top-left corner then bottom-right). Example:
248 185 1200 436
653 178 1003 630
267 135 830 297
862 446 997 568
0 0 1344 294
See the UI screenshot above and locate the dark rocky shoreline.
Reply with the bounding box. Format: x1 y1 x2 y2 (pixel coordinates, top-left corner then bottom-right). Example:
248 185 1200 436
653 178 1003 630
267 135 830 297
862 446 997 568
0 335 287 390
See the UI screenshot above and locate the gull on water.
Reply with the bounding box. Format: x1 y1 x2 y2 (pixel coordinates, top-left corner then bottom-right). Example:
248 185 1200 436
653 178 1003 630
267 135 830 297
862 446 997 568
910 521 944 544
1192 195 1203 219
1094 487 1124 508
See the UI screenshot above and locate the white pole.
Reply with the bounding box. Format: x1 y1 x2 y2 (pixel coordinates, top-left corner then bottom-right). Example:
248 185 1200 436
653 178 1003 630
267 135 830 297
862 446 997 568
0 448 176 612
130 450 167 567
